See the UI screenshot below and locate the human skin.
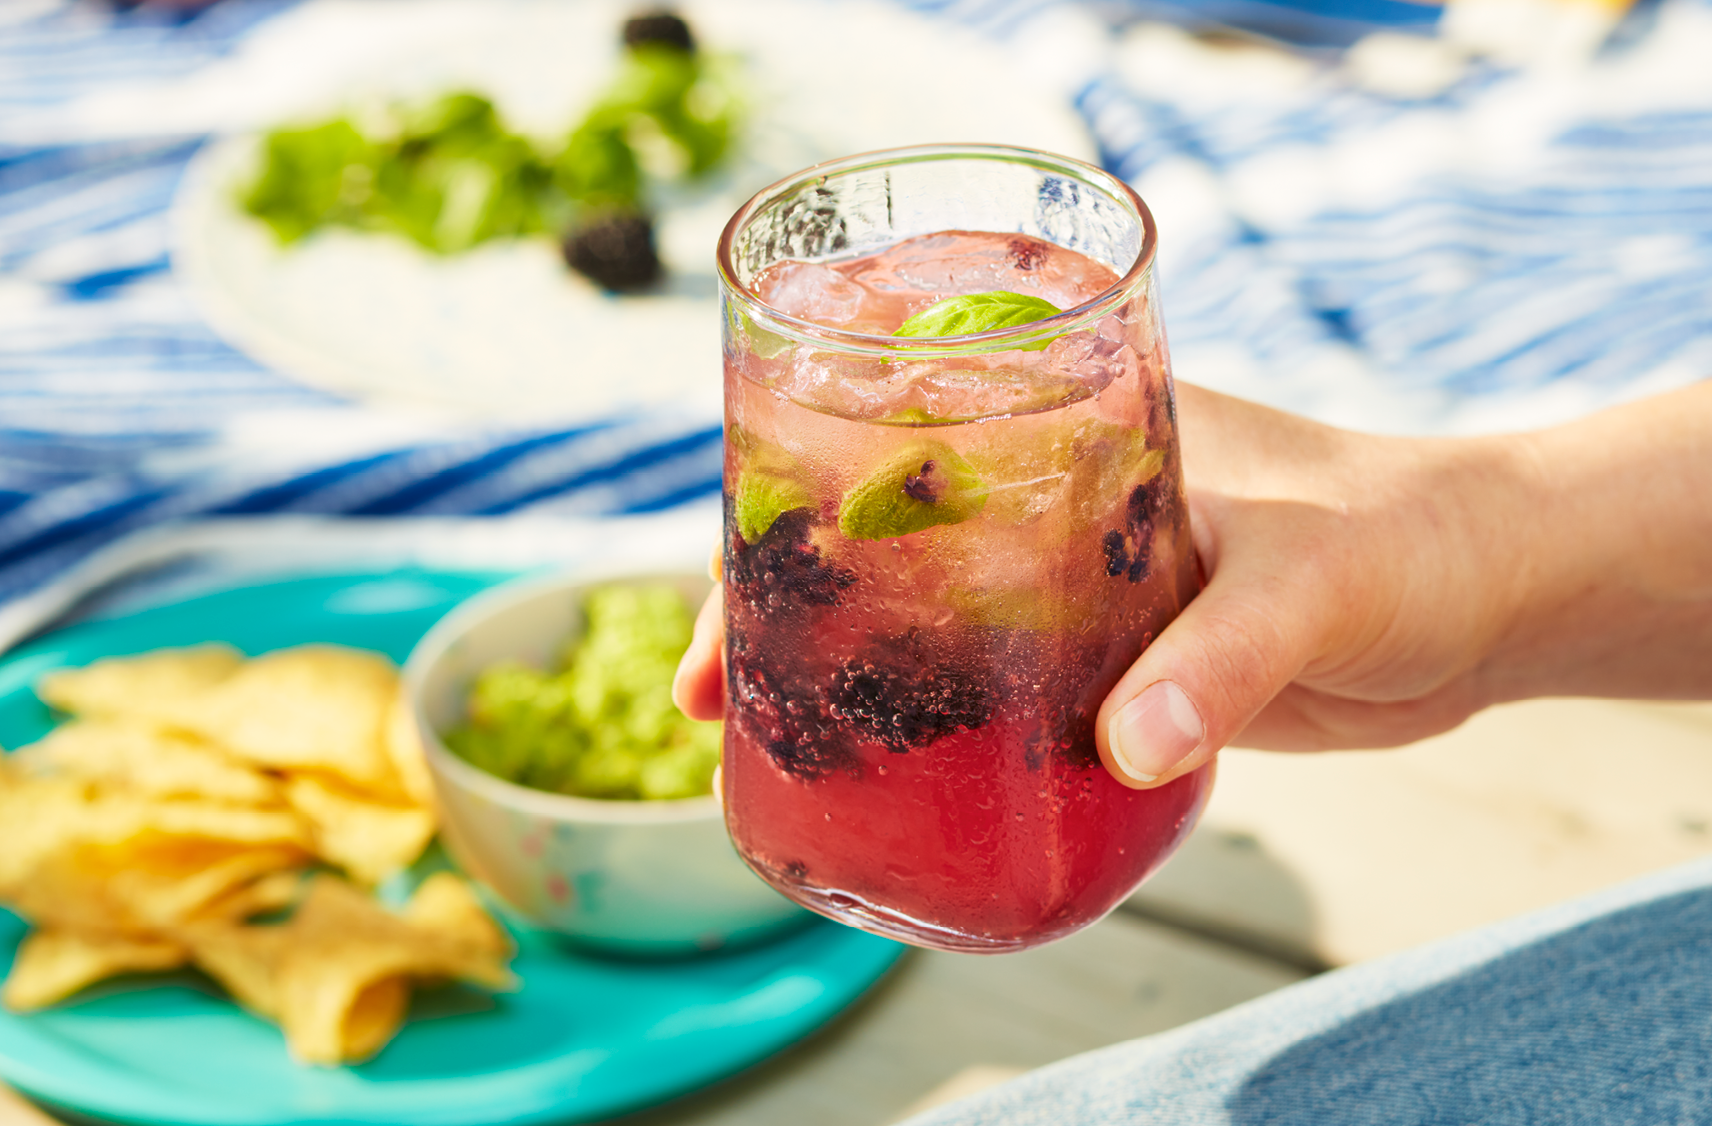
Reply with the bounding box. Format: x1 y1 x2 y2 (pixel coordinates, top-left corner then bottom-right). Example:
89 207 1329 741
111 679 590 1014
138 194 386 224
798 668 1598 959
674 381 1712 790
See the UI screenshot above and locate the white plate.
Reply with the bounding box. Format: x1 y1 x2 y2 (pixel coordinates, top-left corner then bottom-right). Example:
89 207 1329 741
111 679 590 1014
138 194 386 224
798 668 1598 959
173 0 1096 425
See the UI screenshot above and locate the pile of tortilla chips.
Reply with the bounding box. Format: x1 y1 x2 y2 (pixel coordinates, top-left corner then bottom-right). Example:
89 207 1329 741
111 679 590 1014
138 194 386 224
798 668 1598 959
0 643 515 1065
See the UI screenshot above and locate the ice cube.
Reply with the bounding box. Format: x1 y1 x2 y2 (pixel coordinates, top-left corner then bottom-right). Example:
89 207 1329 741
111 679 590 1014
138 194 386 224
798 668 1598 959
843 232 1118 311
754 261 866 326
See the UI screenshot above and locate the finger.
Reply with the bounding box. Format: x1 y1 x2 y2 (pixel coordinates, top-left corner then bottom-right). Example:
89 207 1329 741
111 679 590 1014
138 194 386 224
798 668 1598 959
1234 677 1485 752
1094 540 1335 789
672 583 726 721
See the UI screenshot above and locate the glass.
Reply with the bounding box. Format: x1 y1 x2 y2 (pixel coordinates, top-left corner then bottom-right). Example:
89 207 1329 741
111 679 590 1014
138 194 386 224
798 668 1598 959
715 144 1208 952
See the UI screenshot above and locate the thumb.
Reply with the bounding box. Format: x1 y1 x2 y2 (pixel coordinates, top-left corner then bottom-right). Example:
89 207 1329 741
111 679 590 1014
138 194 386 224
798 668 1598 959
1094 549 1327 789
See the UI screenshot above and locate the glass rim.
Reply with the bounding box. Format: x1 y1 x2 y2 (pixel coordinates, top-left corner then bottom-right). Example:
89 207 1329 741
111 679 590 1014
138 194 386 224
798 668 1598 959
715 143 1158 357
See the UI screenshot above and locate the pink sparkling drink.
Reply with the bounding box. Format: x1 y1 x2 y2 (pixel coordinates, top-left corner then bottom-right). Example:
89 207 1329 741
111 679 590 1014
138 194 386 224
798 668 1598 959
716 146 1208 952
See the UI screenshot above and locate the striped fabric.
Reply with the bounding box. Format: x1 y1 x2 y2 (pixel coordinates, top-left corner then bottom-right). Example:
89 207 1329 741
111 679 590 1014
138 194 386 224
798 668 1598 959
1 0 1708 612
1109 0 1442 48
0 0 729 609
1083 0 1712 432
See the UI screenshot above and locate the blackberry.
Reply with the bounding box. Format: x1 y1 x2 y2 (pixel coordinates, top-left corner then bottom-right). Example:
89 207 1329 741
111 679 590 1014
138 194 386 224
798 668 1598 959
727 639 852 779
1103 530 1128 578
622 10 696 53
1008 237 1046 272
1103 472 1169 584
902 460 943 503
830 657 994 753
562 210 661 292
728 507 856 615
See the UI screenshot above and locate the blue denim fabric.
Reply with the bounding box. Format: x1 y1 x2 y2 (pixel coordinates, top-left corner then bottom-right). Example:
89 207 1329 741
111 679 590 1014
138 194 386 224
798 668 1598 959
904 855 1712 1125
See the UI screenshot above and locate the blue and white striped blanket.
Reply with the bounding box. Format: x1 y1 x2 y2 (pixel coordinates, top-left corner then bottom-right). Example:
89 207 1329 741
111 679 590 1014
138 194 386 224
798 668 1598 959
2 0 1708 617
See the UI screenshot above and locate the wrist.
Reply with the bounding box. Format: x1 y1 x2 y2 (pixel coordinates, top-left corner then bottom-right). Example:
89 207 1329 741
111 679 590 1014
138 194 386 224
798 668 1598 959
1477 386 1712 701
1459 428 1568 704
1411 430 1548 709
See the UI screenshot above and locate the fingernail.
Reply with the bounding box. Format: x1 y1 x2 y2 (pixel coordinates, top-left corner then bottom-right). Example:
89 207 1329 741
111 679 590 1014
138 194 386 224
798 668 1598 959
1108 681 1204 782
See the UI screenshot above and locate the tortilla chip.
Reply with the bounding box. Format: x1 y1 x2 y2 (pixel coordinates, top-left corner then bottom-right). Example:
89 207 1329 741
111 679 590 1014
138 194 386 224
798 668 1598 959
5 783 307 856
16 719 281 806
339 974 413 1062
0 776 311 932
171 647 403 795
135 800 312 850
0 640 513 1067
37 645 243 720
402 873 513 959
183 875 513 1064
102 844 308 929
280 956 415 1066
383 686 437 807
184 921 292 1018
277 878 510 1063
198 870 305 924
284 775 435 885
292 877 511 989
0 776 97 894
2 928 187 1011
14 841 309 934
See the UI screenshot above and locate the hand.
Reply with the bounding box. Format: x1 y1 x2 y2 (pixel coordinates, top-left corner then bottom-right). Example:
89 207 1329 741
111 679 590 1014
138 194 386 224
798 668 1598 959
677 382 1712 788
674 562 725 723
1094 383 1528 787
1096 380 1712 788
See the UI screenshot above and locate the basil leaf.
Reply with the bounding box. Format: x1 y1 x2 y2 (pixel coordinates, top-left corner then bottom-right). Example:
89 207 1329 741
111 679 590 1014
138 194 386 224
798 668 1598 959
838 440 987 541
734 468 813 543
892 291 1063 350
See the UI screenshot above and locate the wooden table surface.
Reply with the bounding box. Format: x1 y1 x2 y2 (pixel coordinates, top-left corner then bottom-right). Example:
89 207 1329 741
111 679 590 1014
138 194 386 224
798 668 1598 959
619 907 1302 1126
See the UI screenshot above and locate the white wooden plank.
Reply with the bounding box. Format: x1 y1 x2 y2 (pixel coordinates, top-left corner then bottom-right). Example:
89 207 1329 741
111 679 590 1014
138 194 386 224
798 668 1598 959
620 911 1304 1126
1130 698 1712 967
888 1066 1028 1124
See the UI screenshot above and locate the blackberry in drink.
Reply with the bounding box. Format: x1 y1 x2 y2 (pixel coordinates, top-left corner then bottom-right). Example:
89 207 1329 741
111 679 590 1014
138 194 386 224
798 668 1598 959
716 146 1207 952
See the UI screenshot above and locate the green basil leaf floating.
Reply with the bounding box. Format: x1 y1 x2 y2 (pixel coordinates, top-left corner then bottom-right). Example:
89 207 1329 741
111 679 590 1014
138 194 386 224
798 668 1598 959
733 468 814 543
838 440 987 541
892 291 1064 351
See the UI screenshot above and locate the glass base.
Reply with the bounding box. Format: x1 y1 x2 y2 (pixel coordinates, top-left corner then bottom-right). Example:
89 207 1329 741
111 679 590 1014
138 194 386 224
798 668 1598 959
759 870 1087 954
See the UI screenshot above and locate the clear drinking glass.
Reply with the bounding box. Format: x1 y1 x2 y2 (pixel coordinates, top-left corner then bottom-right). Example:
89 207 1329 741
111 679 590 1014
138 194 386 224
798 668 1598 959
716 144 1208 952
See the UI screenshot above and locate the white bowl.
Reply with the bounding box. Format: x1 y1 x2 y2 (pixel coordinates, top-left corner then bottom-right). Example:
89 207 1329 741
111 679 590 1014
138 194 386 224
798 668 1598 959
404 568 808 955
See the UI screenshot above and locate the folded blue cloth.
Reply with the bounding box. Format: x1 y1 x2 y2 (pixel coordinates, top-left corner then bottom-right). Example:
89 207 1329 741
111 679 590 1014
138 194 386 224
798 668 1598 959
1111 0 1441 48
1077 0 1712 432
905 850 1712 1125
0 1 726 609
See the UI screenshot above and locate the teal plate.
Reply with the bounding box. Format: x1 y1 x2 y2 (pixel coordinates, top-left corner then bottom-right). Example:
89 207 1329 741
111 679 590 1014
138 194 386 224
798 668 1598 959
0 569 904 1126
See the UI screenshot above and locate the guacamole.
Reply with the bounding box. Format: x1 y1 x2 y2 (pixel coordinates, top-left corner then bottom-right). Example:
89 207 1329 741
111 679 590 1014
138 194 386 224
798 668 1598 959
444 585 720 800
